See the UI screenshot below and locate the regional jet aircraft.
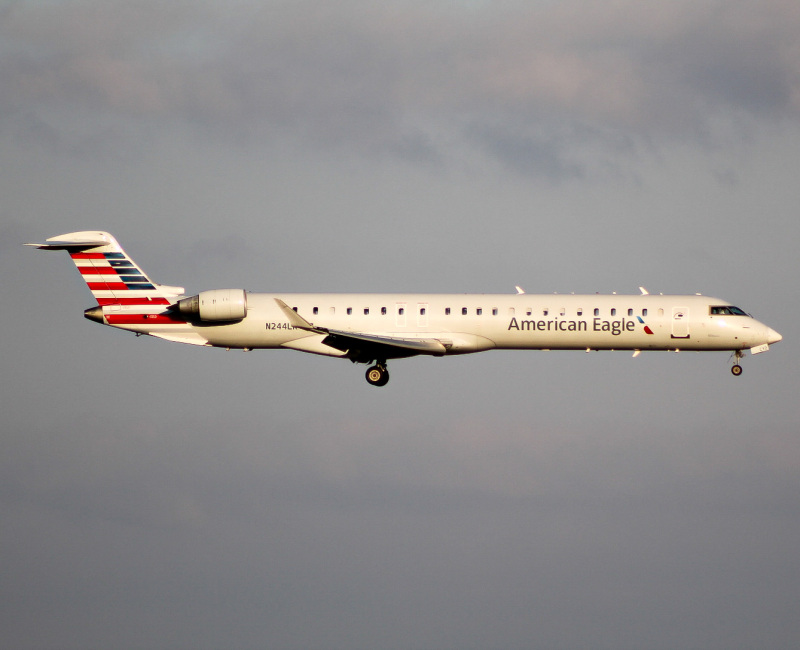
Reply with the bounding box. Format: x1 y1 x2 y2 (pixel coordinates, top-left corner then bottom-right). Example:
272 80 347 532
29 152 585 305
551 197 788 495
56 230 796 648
28 231 782 386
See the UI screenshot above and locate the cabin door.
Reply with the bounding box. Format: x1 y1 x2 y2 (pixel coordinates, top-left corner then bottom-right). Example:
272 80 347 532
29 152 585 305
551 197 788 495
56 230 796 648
671 307 690 339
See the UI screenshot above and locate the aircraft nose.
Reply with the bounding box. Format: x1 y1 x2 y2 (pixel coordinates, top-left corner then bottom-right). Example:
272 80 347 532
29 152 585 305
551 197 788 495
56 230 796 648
767 327 782 344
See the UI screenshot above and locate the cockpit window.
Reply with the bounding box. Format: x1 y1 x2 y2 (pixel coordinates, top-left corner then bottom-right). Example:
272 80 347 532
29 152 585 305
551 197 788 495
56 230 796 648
710 306 748 316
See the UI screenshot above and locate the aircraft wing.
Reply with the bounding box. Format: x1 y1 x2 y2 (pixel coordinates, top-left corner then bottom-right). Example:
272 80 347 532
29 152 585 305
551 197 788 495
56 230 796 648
322 330 448 355
275 299 448 356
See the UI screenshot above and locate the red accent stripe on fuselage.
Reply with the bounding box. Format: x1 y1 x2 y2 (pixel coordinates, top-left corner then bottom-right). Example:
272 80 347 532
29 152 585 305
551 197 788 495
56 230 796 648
106 314 186 325
97 298 171 305
71 253 106 259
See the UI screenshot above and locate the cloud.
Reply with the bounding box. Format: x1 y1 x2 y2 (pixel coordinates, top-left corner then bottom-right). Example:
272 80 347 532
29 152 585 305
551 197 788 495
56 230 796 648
4 5 800 649
2 0 798 176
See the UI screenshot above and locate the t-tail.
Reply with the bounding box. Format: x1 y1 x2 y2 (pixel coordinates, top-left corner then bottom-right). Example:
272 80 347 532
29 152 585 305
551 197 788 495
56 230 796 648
25 231 185 306
24 232 210 345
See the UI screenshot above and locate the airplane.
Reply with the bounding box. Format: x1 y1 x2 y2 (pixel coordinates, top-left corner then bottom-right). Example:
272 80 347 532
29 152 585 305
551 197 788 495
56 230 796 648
27 231 782 386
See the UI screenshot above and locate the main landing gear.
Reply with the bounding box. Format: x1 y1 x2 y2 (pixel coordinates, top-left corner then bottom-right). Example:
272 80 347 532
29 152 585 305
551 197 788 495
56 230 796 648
365 362 390 387
731 350 744 376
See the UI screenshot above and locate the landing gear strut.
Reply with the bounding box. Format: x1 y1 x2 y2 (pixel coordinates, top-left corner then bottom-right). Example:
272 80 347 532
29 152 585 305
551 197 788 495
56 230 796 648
365 362 390 387
731 350 744 376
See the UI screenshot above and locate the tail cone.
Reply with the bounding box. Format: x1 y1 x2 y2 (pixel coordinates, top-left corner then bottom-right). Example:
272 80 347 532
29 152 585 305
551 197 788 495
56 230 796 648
84 306 105 324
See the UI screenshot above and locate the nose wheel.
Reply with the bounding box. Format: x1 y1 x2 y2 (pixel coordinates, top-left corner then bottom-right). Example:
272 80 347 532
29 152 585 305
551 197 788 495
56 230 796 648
365 363 390 387
730 350 744 376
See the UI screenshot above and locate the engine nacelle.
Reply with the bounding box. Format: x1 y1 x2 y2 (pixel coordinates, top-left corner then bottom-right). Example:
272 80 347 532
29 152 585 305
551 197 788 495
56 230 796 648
177 289 248 321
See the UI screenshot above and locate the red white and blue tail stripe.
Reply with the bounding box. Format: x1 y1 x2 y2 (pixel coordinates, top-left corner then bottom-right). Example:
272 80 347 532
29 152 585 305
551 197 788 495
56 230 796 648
26 231 208 345
26 231 184 306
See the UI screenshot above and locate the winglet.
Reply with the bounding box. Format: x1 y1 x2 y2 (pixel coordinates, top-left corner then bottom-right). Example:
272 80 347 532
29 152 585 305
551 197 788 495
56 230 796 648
274 299 320 332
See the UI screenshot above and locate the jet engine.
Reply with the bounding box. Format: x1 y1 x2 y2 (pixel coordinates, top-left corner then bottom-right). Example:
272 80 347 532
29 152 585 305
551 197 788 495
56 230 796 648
177 289 248 321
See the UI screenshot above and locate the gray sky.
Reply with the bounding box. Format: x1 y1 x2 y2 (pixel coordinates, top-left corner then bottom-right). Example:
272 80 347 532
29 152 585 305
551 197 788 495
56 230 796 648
3 1 800 648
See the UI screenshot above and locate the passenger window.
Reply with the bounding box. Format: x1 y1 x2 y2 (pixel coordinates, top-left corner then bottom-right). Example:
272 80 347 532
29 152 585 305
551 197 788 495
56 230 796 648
642 309 647 317
398 308 404 315
560 308 565 316
313 307 319 315
627 308 633 316
381 307 387 315
542 309 548 316
445 307 451 315
577 308 583 316
364 308 369 315
611 308 616 316
462 307 467 315
594 308 599 316
477 308 482 316
347 307 352 315
420 308 426 315
492 308 498 316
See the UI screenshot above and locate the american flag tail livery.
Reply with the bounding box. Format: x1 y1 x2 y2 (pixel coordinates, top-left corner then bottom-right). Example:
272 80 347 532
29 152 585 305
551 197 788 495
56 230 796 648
25 231 208 346
26 231 184 305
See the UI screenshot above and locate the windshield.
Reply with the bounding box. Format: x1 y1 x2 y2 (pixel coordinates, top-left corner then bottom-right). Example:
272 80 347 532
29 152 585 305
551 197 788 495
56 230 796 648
710 306 748 316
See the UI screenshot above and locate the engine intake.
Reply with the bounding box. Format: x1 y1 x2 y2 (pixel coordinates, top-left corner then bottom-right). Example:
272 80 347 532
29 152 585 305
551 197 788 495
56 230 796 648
177 289 248 322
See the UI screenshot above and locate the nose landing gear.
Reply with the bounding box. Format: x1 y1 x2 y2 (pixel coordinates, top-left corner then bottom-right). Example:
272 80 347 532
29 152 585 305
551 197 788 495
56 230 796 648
365 362 390 387
731 350 744 376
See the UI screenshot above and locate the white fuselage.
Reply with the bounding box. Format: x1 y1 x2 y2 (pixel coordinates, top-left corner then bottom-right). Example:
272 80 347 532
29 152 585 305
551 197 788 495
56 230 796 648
119 292 780 356
30 231 782 385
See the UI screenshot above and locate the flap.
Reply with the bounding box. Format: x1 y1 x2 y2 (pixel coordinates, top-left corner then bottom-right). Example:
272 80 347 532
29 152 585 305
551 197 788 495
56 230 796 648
325 331 448 355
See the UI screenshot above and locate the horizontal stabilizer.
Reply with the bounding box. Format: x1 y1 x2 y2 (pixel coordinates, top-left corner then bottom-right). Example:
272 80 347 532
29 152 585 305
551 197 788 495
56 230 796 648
27 231 184 305
25 239 110 250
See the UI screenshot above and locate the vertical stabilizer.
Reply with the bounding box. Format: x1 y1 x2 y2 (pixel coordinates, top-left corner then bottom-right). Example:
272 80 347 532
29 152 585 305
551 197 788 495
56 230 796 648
25 231 184 306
